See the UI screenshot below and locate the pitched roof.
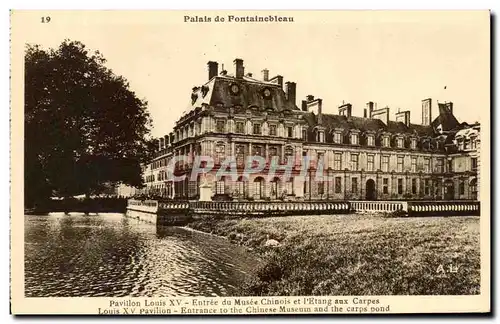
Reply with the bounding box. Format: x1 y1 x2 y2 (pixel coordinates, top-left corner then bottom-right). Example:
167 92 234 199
302 112 435 136
183 75 297 116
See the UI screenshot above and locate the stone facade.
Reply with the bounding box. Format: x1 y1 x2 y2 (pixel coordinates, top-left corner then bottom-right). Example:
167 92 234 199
142 58 480 202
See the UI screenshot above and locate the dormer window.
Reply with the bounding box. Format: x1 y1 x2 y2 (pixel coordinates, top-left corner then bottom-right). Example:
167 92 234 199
269 124 277 136
287 126 294 138
253 123 262 135
235 121 245 134
367 135 375 146
334 132 342 144
318 131 325 143
351 133 359 145
397 137 404 148
383 136 390 147
411 138 417 149
216 120 225 133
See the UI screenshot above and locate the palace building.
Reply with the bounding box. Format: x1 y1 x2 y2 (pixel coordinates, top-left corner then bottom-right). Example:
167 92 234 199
141 58 480 202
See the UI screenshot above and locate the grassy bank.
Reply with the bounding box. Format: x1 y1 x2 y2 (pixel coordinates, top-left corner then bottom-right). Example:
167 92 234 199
187 214 480 296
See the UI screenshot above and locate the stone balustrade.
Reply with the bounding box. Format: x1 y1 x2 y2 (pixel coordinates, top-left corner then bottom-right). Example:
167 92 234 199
350 201 408 213
127 199 159 213
189 201 350 217
127 199 480 224
407 201 480 216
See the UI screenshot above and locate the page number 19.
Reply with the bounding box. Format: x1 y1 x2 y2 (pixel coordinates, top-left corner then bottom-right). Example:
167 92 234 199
41 16 51 23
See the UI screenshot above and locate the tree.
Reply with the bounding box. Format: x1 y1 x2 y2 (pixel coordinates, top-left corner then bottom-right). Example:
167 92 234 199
25 40 156 207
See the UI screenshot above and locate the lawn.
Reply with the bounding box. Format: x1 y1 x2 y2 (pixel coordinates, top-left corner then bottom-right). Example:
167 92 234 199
187 214 480 296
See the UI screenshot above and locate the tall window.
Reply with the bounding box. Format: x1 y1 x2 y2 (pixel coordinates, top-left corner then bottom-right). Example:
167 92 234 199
302 129 307 140
235 122 245 134
286 178 293 195
351 177 358 194
317 152 324 169
318 182 325 195
459 180 465 195
411 157 417 172
216 178 225 194
236 178 245 197
471 157 478 171
351 133 359 145
287 126 293 138
235 144 246 167
424 158 430 173
383 178 389 194
335 177 342 193
334 153 342 170
397 156 404 172
269 146 278 163
253 123 261 135
253 145 264 157
424 179 430 195
382 156 389 172
367 135 374 146
318 131 325 143
383 136 390 147
215 142 225 165
269 124 277 136
334 132 342 144
411 138 417 149
351 154 359 171
412 178 417 194
284 146 294 164
436 158 444 173
398 178 403 194
367 155 374 171
216 120 225 133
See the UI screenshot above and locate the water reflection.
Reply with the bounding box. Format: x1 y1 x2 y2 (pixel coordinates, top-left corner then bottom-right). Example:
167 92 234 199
24 213 259 297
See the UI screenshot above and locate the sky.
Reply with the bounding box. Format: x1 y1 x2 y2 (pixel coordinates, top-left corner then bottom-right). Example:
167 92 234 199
16 10 490 138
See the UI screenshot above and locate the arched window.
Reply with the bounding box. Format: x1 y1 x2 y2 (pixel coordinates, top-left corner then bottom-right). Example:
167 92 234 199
236 176 247 198
254 177 265 199
270 177 280 200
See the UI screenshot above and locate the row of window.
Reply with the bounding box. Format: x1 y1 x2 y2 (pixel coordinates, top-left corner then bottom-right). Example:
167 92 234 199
456 137 479 151
212 176 456 197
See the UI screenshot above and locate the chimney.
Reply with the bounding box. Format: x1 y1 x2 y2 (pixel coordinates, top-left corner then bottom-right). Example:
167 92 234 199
421 98 432 126
307 95 315 102
207 61 218 80
371 106 390 125
395 110 411 127
339 103 352 118
301 100 308 112
234 58 244 78
285 81 297 106
366 101 375 118
159 137 165 150
317 99 323 125
164 134 169 147
270 75 283 87
445 101 453 114
363 109 367 118
261 69 269 81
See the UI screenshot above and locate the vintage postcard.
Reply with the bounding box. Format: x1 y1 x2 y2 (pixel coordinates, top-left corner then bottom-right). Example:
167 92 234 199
10 10 491 315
